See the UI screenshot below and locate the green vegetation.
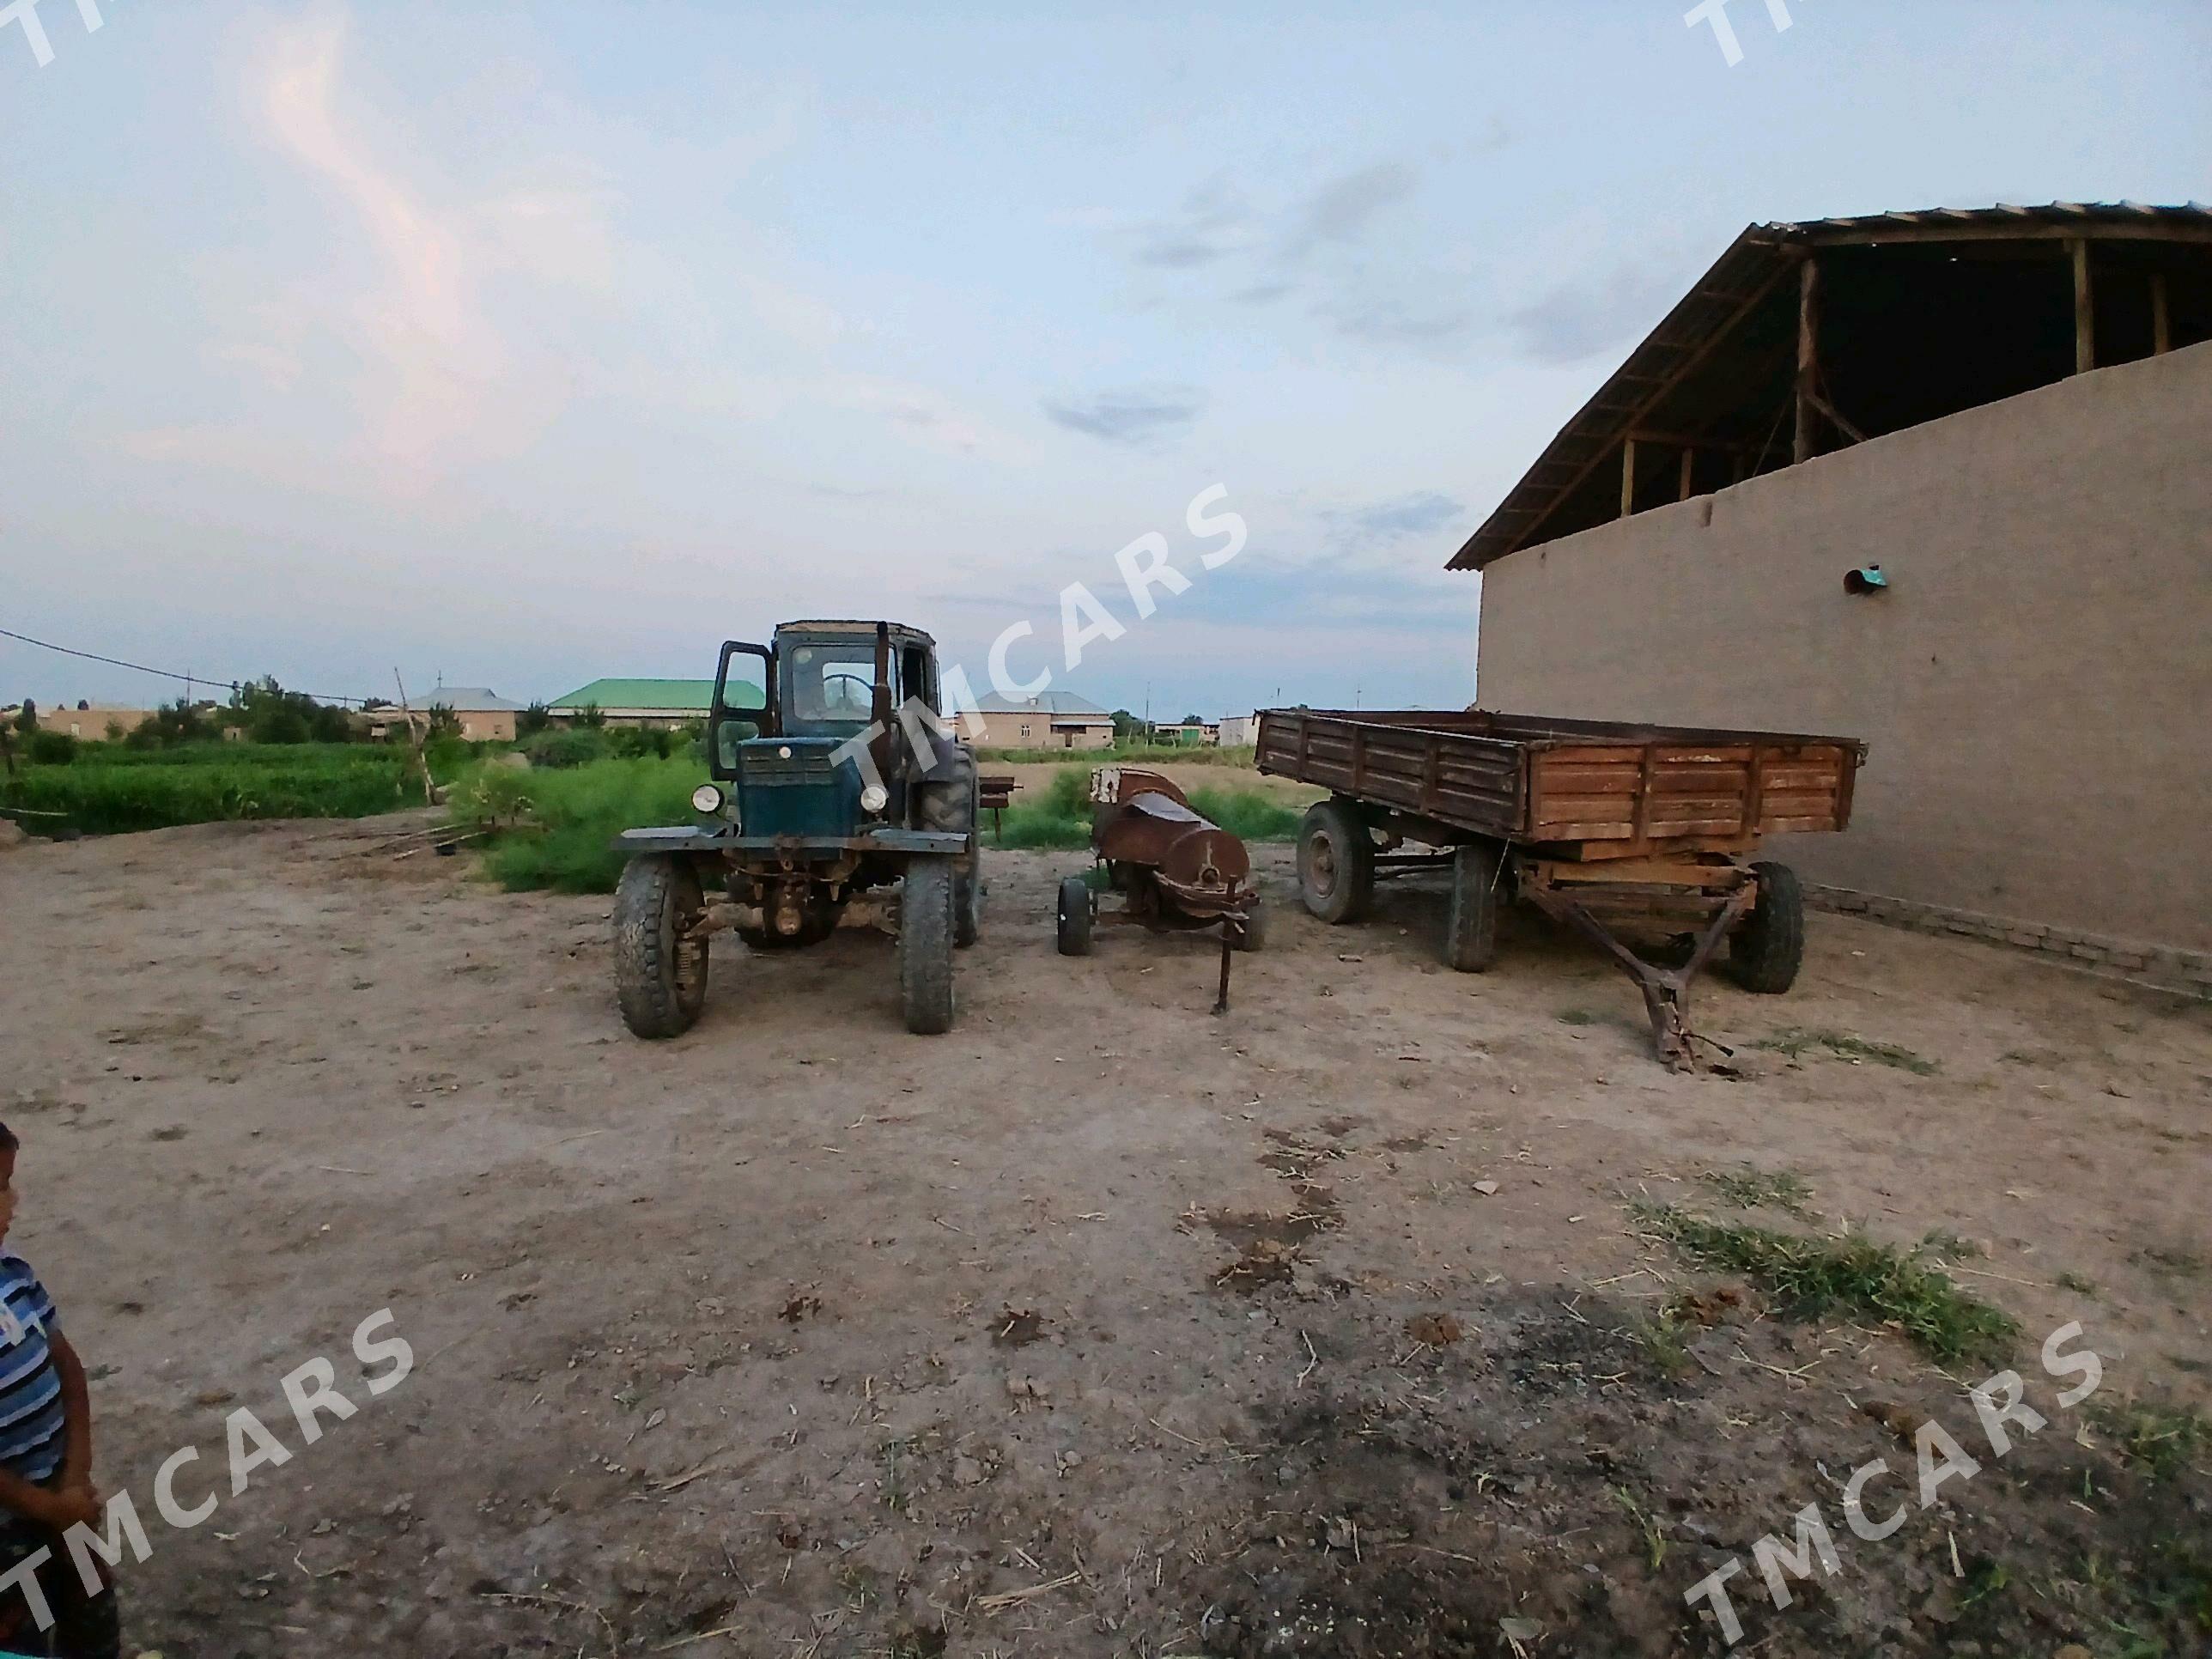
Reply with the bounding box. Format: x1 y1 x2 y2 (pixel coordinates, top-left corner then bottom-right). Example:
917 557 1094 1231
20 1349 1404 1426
987 763 1298 850
1702 1164 1816 1219
1756 1025 1940 1075
1632 1201 2017 1363
447 755 700 894
2092 1399 2209 1482
975 741 1259 769
3 742 417 836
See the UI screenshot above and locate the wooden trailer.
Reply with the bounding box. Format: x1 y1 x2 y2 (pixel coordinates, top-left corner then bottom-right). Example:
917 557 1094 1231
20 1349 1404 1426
1255 709 1867 1068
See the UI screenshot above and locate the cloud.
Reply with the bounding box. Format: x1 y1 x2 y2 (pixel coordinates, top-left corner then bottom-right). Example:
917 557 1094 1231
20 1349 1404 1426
1508 263 1680 362
1127 178 1255 270
1042 386 1206 447
1326 490 1468 544
1320 294 1473 348
1280 161 1419 260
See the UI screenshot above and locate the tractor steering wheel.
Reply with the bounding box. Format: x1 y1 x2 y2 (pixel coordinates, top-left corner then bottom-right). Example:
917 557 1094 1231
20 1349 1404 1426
821 671 872 712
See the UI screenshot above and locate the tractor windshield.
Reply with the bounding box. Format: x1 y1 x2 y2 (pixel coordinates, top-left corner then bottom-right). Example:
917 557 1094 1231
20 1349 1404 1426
781 641 881 734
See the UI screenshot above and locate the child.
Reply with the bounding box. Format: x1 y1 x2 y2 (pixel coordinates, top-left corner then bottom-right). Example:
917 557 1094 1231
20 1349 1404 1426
0 1124 118 1659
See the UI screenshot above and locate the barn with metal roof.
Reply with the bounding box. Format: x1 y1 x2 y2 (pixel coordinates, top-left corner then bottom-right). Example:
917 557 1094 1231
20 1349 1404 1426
1459 203 2212 976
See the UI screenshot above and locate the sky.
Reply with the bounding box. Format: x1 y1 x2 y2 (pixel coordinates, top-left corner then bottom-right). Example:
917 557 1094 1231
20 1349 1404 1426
2 1 2206 720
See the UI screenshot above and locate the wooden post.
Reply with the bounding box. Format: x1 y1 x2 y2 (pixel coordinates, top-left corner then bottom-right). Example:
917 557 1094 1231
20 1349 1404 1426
1678 447 1696 501
2152 272 2172 356
2070 239 2094 374
1620 437 1638 517
1792 257 1820 464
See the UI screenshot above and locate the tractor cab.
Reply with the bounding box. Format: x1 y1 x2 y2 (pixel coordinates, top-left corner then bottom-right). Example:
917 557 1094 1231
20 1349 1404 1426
706 621 945 840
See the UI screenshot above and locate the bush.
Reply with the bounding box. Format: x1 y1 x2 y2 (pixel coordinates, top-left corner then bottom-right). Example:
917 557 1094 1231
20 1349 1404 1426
522 728 612 769
24 731 77 766
451 756 698 893
983 765 1298 851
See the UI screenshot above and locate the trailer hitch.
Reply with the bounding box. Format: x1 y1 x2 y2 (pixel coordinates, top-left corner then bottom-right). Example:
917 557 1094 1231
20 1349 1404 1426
1522 882 1755 1073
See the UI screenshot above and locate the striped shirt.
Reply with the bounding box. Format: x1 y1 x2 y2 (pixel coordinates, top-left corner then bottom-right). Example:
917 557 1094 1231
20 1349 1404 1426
0 1255 64 1483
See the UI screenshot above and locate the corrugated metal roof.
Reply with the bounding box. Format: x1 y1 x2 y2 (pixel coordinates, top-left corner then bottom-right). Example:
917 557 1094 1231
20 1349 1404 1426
974 690 1114 718
420 686 521 712
1448 202 2212 573
549 678 726 712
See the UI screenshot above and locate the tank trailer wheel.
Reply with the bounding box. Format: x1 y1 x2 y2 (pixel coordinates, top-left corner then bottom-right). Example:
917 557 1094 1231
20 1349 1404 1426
1443 841 1504 973
613 854 709 1038
1055 875 1094 957
1297 799 1376 924
899 854 957 1035
1231 895 1267 953
1729 860 1805 994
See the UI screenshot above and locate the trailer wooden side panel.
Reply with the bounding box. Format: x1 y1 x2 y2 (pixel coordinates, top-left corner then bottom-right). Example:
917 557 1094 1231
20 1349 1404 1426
1255 712 1524 838
1257 708 1863 852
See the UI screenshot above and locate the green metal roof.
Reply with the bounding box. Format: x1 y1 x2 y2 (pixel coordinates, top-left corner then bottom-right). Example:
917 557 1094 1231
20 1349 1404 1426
549 677 762 712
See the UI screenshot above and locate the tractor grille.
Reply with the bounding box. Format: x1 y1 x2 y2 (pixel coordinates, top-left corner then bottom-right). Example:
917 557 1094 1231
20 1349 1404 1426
743 749 839 786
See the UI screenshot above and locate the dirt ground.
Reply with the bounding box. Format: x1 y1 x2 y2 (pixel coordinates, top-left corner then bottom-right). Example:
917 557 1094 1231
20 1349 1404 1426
2 816 2207 1657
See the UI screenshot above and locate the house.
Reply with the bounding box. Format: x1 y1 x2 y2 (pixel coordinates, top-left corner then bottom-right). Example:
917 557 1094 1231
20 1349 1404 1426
548 679 718 731
1452 201 2212 978
11 704 155 740
1217 714 1257 748
366 687 523 743
1158 720 1221 746
950 690 1115 750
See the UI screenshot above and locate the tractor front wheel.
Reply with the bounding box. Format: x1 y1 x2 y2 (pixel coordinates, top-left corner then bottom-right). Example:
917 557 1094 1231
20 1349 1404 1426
899 855 957 1034
613 855 709 1038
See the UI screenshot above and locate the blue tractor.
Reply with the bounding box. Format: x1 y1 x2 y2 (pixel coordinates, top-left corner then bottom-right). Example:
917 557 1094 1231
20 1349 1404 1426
609 620 982 1038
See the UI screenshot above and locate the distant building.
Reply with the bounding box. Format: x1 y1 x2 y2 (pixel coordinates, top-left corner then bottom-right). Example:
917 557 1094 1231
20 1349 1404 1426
12 704 155 740
951 690 1115 750
549 679 717 731
367 687 523 744
1217 713 1257 747
1158 719 1221 746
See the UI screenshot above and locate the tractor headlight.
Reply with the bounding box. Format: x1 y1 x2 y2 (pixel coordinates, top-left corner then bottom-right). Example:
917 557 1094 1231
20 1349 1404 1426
860 783 890 815
691 784 725 815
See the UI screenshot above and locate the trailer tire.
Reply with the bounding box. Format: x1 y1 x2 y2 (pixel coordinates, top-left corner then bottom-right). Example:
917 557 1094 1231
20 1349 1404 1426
1231 896 1267 953
899 855 957 1034
1443 840 1504 972
1729 860 1804 994
919 744 983 947
613 855 709 1038
1056 875 1094 957
1297 799 1375 924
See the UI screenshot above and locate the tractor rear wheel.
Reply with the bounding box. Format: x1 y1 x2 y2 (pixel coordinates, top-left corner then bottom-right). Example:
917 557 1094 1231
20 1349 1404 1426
1729 860 1805 994
899 854 957 1034
1297 798 1375 923
1055 875 1094 956
613 855 709 1038
920 744 984 947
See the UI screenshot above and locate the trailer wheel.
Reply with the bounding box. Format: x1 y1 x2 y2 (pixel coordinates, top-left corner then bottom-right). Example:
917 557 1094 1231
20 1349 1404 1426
613 855 709 1038
1231 896 1267 953
1297 799 1375 923
1443 840 1505 972
1055 875 1094 957
899 855 957 1034
1729 860 1805 994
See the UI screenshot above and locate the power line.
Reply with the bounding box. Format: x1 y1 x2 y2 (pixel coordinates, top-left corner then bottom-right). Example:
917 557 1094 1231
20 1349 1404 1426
0 624 371 707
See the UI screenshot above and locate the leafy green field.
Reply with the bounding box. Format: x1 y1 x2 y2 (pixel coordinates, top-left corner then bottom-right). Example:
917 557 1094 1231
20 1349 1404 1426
2 743 422 836
976 742 1259 769
990 765 1301 849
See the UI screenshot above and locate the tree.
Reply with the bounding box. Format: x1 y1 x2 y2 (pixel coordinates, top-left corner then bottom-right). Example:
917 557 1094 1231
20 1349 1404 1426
424 702 462 739
1181 713 1203 726
14 700 35 733
230 676 356 744
575 702 606 729
518 702 552 737
1110 708 1140 743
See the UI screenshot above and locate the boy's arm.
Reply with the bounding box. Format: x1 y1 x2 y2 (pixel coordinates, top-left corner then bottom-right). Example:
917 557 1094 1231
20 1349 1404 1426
0 1465 76 1529
51 1330 94 1498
